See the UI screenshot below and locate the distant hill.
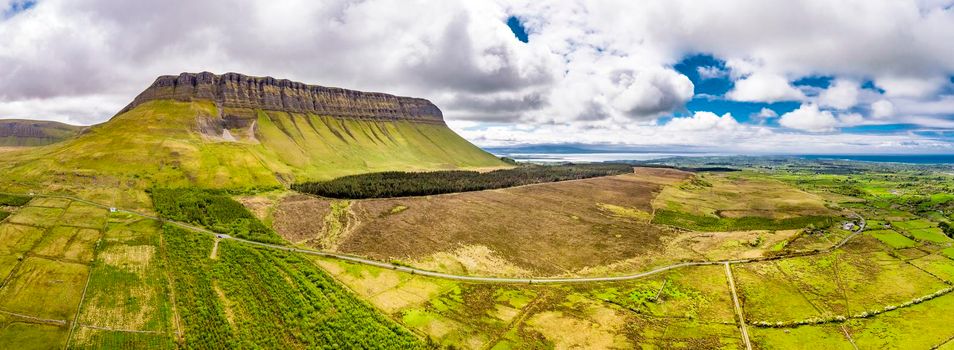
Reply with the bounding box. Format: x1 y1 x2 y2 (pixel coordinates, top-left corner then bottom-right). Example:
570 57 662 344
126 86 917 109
0 119 83 146
0 72 506 192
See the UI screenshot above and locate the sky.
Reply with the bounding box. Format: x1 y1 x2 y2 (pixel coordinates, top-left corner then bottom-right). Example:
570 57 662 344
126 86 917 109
1 0 953 154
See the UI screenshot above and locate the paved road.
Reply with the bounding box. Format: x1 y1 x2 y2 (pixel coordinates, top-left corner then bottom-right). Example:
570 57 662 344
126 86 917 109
7 192 866 285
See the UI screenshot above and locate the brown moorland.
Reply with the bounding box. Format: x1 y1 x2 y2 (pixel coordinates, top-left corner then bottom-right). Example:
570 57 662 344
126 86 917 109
273 168 691 276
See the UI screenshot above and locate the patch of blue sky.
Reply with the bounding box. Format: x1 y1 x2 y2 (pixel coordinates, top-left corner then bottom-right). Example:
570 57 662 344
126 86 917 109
682 97 799 124
2 0 36 19
506 16 529 43
791 75 832 89
674 54 732 95
841 124 922 134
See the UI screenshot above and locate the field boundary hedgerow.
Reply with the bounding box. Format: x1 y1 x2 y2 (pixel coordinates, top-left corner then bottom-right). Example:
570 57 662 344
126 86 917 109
749 287 954 328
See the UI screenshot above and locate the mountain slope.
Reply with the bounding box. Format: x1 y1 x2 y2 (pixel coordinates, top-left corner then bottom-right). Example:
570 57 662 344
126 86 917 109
0 119 83 146
0 72 506 195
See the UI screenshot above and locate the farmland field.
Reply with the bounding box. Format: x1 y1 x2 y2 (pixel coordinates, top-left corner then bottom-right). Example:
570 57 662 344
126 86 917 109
868 229 917 248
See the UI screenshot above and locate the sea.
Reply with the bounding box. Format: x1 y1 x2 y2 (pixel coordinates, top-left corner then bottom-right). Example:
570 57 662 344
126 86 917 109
492 152 954 165
799 154 954 164
492 152 720 163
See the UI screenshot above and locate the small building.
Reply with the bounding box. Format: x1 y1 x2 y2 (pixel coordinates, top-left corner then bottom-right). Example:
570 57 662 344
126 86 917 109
109 207 117 213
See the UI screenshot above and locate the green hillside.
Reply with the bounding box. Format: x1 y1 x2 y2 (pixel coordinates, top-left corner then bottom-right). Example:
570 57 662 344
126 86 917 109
0 100 505 206
0 119 83 146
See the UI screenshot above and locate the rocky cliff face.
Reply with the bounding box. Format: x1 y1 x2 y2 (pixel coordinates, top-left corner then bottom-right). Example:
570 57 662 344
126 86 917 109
120 72 445 124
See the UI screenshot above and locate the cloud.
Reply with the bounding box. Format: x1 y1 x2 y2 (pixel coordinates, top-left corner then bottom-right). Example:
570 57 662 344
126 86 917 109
837 112 865 126
664 111 740 131
609 68 694 119
696 66 727 79
726 73 806 103
871 99 895 119
778 104 838 132
876 76 949 98
0 0 952 153
818 79 860 110
754 108 778 120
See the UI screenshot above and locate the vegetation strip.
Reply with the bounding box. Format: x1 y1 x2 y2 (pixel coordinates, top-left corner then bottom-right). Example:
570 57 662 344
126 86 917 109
292 163 634 199
750 287 954 327
2 192 867 284
725 263 753 350
0 309 67 326
79 324 167 335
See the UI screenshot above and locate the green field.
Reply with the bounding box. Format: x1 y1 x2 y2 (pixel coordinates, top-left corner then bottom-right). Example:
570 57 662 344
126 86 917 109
868 229 917 248
653 209 835 232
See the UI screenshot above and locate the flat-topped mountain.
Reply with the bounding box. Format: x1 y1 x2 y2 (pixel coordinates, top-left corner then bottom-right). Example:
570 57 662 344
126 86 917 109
0 72 506 195
120 72 444 124
0 119 83 146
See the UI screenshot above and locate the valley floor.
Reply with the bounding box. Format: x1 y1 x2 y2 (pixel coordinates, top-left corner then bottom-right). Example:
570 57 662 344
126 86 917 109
1 164 952 349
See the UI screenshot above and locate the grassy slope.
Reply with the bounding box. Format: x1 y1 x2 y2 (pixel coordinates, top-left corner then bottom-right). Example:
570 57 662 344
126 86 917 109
251 109 505 181
0 119 83 147
0 100 505 194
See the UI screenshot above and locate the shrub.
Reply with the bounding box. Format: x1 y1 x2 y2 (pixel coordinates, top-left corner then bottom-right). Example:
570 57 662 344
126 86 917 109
0 193 32 206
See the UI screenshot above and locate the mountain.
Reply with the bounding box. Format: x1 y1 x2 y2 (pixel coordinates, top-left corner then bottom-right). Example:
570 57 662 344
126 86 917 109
0 72 506 193
0 119 83 146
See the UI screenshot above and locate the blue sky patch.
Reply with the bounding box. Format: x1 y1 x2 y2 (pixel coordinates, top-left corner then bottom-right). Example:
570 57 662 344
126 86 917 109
792 76 832 89
2 0 36 18
507 16 529 43
673 54 805 124
842 124 920 133
674 54 732 96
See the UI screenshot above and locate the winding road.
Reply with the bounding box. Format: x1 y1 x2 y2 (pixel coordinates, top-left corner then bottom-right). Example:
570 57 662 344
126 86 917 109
11 192 865 285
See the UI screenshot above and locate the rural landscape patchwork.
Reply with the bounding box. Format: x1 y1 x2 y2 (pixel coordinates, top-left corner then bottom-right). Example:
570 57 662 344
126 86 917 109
2 1 954 349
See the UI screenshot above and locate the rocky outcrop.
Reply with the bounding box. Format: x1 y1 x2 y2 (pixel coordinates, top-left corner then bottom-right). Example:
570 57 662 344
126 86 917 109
120 72 445 124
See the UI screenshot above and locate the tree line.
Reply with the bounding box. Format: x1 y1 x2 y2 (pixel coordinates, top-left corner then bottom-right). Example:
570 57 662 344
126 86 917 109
292 163 634 199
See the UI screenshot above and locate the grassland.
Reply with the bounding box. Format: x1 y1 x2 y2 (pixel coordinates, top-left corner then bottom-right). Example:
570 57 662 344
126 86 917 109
70 216 177 349
655 172 833 219
651 172 839 232
316 256 743 349
868 229 917 248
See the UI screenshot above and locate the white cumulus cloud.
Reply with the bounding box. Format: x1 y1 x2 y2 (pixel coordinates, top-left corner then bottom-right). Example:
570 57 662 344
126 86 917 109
726 73 806 103
664 111 740 131
818 79 860 110
779 104 838 132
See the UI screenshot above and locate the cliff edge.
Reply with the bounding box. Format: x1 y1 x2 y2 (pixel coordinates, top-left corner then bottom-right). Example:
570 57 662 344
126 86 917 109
119 72 445 124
